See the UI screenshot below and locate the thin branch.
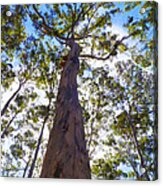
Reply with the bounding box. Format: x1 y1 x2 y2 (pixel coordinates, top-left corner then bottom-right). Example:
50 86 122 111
89 147 96 158
76 5 99 41
127 150 140 179
71 3 95 39
32 5 67 41
23 157 31 178
127 105 150 181
1 82 22 117
1 112 18 138
80 31 138 60
55 37 66 45
88 122 94 148
71 3 84 31
81 4 96 23
27 99 52 178
74 34 100 41
66 3 75 39
1 61 37 117
88 92 101 157
30 4 96 42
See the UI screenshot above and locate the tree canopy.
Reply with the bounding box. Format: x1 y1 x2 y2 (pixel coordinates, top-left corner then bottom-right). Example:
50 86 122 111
1 1 157 180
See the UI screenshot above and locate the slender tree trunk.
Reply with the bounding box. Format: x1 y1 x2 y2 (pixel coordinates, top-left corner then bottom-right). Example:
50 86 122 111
1 112 17 138
23 158 31 178
28 102 51 178
40 40 91 179
127 109 150 181
1 83 22 117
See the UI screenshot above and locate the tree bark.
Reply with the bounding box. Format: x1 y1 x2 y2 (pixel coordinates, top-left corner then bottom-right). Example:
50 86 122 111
28 115 48 177
28 100 51 178
40 40 91 179
1 83 22 117
23 158 31 178
1 112 17 138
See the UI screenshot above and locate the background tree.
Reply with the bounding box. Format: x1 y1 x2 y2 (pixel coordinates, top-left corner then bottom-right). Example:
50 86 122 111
1 1 157 180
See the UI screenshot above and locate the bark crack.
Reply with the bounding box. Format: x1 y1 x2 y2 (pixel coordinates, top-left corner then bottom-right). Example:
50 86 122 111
40 41 91 179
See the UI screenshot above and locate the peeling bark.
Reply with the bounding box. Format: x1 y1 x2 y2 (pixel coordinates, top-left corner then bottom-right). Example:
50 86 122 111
40 41 91 179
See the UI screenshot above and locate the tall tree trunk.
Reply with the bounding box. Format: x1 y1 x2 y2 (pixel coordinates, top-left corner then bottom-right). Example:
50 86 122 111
1 112 17 138
40 40 91 179
28 100 51 178
23 158 31 178
1 79 27 117
1 83 22 117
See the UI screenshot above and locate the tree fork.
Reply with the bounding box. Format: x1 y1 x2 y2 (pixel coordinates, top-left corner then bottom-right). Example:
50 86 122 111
40 40 91 179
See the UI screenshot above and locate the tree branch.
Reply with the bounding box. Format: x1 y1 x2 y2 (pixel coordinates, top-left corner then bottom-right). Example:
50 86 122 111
28 99 52 178
127 150 141 179
80 31 138 60
127 105 150 181
23 157 31 178
1 82 23 117
129 159 140 179
66 3 75 39
71 3 95 40
31 4 96 42
88 122 94 148
32 5 67 41
1 112 18 138
75 5 99 41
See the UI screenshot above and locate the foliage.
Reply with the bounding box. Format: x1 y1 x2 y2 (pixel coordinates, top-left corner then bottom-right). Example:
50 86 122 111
1 1 157 180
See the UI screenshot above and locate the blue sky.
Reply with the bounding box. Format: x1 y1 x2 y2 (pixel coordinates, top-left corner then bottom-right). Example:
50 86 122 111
2 2 155 178
22 2 145 39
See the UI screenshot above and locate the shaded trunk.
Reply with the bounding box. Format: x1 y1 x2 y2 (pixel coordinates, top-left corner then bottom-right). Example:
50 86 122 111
23 158 31 178
127 109 150 181
1 80 25 117
40 41 91 179
28 112 49 177
1 112 17 138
